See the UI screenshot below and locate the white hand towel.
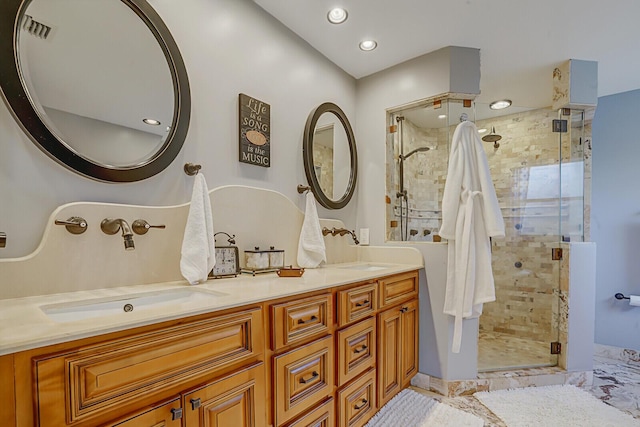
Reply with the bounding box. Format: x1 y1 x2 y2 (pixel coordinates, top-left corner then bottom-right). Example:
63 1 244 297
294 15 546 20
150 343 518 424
297 192 327 268
180 174 215 284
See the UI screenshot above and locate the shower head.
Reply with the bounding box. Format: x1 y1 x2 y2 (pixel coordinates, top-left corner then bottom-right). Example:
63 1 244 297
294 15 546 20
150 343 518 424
482 126 502 143
400 146 430 160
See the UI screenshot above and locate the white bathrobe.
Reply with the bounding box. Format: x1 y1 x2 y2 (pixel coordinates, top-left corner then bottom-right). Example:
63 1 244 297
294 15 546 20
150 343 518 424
440 120 505 353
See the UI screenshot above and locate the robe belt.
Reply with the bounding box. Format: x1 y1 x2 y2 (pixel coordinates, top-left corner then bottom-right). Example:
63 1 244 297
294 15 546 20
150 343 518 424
452 189 483 353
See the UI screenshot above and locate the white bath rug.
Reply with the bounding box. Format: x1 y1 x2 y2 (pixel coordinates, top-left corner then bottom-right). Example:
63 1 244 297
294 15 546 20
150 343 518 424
365 388 484 427
475 384 640 427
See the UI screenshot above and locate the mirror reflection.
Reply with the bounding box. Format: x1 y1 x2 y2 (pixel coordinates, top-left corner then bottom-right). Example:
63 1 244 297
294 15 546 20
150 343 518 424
312 112 350 200
303 102 357 210
18 0 174 167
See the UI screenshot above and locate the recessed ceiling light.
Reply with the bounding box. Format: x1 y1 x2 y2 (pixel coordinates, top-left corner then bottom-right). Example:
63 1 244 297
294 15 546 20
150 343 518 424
438 114 446 119
143 118 161 125
489 99 512 110
478 128 488 133
327 8 348 24
359 40 377 51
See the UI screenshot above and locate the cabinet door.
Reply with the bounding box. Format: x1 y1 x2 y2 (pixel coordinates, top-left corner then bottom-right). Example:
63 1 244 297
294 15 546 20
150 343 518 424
183 363 266 427
108 397 182 427
377 300 419 407
376 308 402 407
400 299 418 386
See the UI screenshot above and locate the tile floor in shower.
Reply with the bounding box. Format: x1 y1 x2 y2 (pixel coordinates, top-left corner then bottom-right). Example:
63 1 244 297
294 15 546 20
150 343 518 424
478 330 553 371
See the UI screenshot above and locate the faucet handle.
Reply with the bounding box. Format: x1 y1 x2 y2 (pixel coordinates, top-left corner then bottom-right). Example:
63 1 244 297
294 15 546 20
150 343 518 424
54 217 88 234
132 219 166 235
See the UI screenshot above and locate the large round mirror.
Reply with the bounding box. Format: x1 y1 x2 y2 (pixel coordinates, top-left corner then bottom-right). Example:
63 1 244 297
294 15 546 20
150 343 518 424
303 102 357 209
0 0 190 182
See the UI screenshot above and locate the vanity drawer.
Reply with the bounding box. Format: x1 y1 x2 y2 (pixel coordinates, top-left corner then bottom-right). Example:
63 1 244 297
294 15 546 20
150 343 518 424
337 283 377 327
337 317 376 387
274 335 334 426
336 368 376 427
34 307 263 427
378 271 418 309
271 293 333 350
284 397 335 427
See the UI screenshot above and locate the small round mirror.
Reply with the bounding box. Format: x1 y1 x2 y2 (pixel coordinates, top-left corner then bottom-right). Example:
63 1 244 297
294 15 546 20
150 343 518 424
303 103 357 209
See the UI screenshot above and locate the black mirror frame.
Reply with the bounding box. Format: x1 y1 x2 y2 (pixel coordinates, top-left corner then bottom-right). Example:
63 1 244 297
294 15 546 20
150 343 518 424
0 0 191 182
302 102 357 210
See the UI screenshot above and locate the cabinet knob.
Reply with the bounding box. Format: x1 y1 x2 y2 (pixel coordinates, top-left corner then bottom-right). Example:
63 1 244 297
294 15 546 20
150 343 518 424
190 397 201 410
400 306 408 313
171 407 183 420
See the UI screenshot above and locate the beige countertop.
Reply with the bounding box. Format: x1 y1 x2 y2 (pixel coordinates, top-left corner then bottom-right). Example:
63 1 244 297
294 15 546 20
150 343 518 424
0 262 422 356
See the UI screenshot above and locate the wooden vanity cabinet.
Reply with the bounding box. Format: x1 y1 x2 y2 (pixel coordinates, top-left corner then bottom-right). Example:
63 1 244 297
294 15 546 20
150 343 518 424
4 269 419 427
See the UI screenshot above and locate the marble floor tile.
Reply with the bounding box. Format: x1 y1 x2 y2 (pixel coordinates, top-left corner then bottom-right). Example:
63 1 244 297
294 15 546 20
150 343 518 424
587 356 640 419
411 356 640 425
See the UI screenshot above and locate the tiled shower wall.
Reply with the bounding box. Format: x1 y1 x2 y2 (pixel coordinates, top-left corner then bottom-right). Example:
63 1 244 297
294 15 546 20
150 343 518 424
386 119 449 241
387 106 592 345
313 143 334 199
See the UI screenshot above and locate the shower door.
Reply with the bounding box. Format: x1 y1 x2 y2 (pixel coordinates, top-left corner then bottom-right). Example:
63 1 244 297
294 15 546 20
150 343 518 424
384 100 586 372
477 106 588 371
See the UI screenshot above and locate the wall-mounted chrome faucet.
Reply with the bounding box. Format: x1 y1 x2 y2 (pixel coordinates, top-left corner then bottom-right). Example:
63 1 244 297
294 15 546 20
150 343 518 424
101 218 135 250
322 227 360 245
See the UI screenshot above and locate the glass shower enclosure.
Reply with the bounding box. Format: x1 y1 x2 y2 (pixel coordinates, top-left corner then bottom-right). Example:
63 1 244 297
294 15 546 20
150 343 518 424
386 98 588 371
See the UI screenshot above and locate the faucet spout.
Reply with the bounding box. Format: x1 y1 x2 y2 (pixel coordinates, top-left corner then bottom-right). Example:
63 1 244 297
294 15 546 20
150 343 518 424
330 227 360 245
101 218 135 251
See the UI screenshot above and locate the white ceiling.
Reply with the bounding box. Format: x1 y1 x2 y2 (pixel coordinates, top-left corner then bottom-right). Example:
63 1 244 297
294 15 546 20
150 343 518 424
253 0 640 109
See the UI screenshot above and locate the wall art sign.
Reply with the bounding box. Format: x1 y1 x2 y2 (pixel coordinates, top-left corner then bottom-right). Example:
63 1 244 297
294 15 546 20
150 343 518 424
239 93 270 167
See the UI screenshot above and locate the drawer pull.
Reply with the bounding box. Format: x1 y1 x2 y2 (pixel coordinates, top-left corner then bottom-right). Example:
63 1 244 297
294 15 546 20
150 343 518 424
297 315 318 325
355 300 370 307
190 397 201 410
400 306 408 313
354 399 368 410
171 407 183 420
299 371 319 384
353 345 368 354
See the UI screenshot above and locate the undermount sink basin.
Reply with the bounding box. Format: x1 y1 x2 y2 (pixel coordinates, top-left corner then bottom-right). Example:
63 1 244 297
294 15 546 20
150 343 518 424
336 264 389 271
40 288 227 323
